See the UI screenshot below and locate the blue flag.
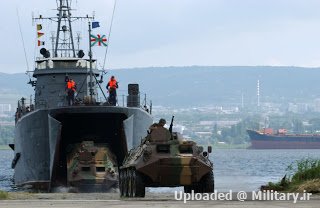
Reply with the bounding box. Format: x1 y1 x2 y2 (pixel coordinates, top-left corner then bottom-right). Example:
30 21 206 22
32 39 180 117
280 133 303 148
92 21 100 29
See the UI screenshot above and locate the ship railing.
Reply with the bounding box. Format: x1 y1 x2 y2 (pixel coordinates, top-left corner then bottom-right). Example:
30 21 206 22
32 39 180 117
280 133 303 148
35 58 97 70
97 90 152 114
15 98 35 123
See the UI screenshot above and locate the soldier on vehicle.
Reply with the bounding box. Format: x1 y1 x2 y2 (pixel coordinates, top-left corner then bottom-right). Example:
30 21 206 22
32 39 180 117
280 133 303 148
149 118 166 132
106 76 118 106
66 77 76 106
146 118 172 142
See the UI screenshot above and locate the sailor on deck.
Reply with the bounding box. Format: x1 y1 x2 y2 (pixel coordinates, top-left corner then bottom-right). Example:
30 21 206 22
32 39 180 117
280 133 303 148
107 76 118 106
66 78 76 106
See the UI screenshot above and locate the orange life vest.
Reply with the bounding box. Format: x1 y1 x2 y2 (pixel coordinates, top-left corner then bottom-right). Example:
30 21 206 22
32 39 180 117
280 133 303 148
108 79 117 89
67 80 76 91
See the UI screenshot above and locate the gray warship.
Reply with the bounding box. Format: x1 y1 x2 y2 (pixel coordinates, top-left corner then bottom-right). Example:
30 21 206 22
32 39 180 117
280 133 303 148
10 0 152 191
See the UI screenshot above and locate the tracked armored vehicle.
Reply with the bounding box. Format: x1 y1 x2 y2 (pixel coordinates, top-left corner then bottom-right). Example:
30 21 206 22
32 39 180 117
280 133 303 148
119 118 214 197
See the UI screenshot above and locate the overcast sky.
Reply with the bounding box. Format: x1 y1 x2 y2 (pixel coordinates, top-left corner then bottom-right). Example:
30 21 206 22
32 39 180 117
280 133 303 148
2 0 320 73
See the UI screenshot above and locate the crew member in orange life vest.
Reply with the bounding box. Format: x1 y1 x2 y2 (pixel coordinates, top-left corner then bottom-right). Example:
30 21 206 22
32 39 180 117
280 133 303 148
66 77 76 106
106 76 118 106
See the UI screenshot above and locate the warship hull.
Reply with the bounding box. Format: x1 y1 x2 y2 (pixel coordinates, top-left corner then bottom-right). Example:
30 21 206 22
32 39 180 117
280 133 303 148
13 106 152 190
247 129 320 149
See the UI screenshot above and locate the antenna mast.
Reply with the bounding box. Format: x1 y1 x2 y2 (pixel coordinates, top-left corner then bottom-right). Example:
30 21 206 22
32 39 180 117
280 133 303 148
33 0 94 58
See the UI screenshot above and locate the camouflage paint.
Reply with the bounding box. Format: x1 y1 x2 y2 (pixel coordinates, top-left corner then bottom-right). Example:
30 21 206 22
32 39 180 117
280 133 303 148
121 129 213 187
66 141 118 190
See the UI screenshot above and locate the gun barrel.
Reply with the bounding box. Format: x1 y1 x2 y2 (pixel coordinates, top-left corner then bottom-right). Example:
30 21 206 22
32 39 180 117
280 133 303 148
169 116 174 133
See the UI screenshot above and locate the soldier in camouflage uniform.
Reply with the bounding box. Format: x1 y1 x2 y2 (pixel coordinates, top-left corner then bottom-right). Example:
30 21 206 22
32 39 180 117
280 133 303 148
149 118 167 132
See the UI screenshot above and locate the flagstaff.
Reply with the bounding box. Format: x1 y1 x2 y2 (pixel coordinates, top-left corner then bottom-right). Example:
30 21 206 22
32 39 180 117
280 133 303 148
88 21 94 101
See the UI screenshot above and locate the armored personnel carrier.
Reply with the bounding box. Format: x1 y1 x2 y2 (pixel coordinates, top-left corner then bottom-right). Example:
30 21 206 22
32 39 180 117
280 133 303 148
119 118 214 197
66 141 118 192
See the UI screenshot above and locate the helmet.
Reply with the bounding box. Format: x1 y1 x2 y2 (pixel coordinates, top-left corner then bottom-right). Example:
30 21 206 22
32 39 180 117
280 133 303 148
159 118 166 125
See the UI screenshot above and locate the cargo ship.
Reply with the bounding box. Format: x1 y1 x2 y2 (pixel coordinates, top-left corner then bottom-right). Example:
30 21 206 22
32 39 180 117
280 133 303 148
247 128 320 149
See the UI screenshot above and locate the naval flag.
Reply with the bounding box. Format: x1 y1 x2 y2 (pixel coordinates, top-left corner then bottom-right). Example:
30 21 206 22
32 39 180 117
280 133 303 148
92 21 100 29
90 34 107 46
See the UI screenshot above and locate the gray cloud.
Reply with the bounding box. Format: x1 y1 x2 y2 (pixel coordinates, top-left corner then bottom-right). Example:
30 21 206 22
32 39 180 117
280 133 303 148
2 0 320 73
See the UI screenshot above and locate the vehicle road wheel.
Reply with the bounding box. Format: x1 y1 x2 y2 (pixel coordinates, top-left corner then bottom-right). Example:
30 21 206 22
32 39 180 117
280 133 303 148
124 169 129 197
202 171 214 193
193 183 201 193
184 185 191 193
128 169 134 197
119 170 124 197
131 169 137 197
134 171 145 197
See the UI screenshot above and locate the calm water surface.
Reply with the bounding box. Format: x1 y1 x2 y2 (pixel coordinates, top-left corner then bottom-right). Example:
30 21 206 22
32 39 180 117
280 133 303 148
213 149 320 191
1 149 320 192
0 150 14 191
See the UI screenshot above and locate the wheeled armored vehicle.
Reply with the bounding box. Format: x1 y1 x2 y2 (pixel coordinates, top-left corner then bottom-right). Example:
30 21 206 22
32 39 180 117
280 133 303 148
119 120 214 197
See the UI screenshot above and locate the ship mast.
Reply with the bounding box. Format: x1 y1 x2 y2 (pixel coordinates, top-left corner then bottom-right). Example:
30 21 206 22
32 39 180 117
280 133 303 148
88 22 94 100
33 0 94 58
54 0 76 57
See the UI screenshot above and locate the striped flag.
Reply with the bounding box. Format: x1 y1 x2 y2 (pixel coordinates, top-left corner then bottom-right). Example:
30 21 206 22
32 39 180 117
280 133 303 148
38 40 45 46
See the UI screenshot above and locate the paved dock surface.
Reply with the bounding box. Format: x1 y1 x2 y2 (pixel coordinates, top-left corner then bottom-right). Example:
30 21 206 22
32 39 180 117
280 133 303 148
0 192 319 208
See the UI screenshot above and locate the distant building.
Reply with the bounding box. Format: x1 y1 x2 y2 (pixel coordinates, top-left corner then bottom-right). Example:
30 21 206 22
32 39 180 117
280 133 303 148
0 104 13 118
194 132 213 137
0 104 11 113
287 103 309 113
201 120 240 128
313 99 320 112
199 121 215 126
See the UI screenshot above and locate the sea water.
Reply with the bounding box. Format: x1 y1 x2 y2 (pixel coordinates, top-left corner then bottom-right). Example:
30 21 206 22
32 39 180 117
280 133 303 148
1 149 320 192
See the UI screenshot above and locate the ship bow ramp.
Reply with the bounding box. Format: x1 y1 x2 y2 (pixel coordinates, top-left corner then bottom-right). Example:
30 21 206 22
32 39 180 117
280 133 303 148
13 106 152 190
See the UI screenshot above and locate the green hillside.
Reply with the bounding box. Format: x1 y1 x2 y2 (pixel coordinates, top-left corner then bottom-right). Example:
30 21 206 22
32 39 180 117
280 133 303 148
1 66 320 107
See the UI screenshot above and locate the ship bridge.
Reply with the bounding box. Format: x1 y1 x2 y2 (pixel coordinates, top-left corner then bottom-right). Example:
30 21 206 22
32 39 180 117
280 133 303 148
32 57 100 109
